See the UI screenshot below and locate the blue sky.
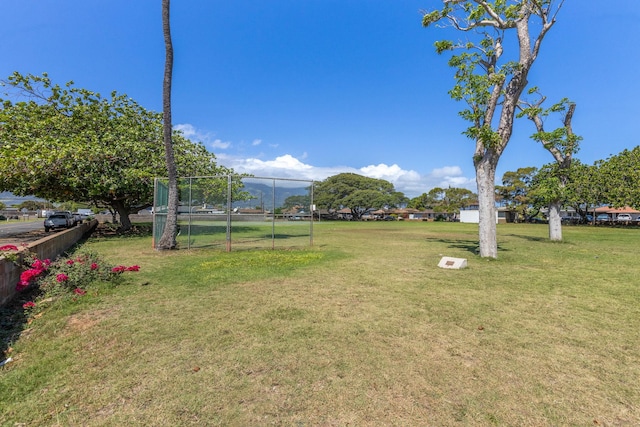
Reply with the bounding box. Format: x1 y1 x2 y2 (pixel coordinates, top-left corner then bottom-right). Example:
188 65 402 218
2 1 639 198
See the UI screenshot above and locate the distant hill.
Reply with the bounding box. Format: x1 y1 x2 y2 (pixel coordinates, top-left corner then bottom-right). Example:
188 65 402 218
0 192 46 207
231 183 311 209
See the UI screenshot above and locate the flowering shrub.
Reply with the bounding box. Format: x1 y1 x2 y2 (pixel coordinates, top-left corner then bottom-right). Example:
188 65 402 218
16 258 50 291
14 249 140 310
0 244 22 264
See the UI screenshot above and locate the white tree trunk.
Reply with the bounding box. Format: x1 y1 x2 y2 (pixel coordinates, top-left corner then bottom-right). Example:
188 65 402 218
548 201 562 241
476 160 498 258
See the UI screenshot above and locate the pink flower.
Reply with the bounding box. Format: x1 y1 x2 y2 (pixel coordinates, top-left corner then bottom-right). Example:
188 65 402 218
90 263 99 270
0 244 19 251
31 259 47 271
73 288 86 295
66 259 75 265
56 273 69 282
112 265 126 273
19 268 42 286
44 259 51 266
125 265 140 272
16 282 28 292
22 301 36 309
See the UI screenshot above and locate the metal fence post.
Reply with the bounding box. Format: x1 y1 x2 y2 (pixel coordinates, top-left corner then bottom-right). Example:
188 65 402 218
226 174 232 252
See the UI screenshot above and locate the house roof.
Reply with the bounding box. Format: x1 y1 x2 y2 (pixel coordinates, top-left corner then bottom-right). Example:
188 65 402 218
593 206 640 214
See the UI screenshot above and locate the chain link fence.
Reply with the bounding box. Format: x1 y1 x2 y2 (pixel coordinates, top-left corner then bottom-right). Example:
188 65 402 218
153 176 314 250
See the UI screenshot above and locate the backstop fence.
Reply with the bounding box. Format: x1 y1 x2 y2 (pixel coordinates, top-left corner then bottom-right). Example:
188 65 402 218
153 176 314 251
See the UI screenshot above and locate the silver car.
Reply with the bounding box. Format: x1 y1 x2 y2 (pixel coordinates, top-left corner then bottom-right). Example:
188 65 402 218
44 212 73 232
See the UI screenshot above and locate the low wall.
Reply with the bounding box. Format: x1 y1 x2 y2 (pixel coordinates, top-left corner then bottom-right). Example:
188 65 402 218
0 219 97 306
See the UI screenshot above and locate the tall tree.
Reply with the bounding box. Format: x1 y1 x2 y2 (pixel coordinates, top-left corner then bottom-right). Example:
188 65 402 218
0 73 228 229
314 173 404 220
282 194 311 210
409 187 476 216
422 0 565 257
157 0 179 249
518 91 580 240
599 146 640 210
497 167 538 222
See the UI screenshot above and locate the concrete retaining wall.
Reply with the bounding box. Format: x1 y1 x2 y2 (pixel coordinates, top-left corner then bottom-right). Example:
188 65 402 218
0 220 97 306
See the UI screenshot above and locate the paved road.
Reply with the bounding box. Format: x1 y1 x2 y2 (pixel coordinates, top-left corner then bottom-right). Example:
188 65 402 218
0 220 49 246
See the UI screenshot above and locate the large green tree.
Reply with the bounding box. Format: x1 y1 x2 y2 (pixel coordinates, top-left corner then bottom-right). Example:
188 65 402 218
599 146 640 210
314 173 405 220
282 194 311 210
408 187 476 216
0 72 229 230
422 0 565 257
497 167 538 222
528 160 605 224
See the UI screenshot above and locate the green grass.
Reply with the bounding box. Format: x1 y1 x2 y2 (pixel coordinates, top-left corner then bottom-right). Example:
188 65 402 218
2 221 640 426
174 219 313 250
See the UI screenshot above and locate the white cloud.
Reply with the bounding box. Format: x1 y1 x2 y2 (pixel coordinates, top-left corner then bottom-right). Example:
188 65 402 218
220 154 475 198
211 139 231 149
173 125 476 197
174 123 231 150
431 166 463 178
174 123 197 138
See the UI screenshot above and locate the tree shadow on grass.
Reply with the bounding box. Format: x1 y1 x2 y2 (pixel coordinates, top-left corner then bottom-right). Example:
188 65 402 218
0 285 40 363
425 237 510 255
504 234 547 243
1 235 99 362
92 223 153 239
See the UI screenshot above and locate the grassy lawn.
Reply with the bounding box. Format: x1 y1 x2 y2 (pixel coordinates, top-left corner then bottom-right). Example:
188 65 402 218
1 221 639 426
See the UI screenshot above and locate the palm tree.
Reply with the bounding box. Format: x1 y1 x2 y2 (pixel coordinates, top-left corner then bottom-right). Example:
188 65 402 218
157 0 179 249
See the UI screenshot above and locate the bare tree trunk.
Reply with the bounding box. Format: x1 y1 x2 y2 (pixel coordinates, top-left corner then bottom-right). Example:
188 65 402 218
476 159 498 258
548 200 562 241
157 0 179 250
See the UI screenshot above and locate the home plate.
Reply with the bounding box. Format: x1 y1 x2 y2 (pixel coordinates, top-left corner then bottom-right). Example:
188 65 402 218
438 256 467 269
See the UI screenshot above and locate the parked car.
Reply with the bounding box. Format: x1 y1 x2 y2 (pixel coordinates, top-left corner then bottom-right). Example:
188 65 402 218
44 212 73 232
616 213 632 222
0 215 6 221
595 214 610 222
71 212 83 225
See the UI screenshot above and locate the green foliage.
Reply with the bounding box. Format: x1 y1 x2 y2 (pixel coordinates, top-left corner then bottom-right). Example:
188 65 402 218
313 173 404 220
518 93 582 158
282 194 311 210
0 72 231 227
598 146 640 209
497 167 539 221
408 187 476 213
15 249 138 317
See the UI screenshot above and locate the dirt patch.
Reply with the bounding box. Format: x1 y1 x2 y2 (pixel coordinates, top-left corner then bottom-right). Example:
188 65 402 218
66 308 120 334
0 229 50 246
